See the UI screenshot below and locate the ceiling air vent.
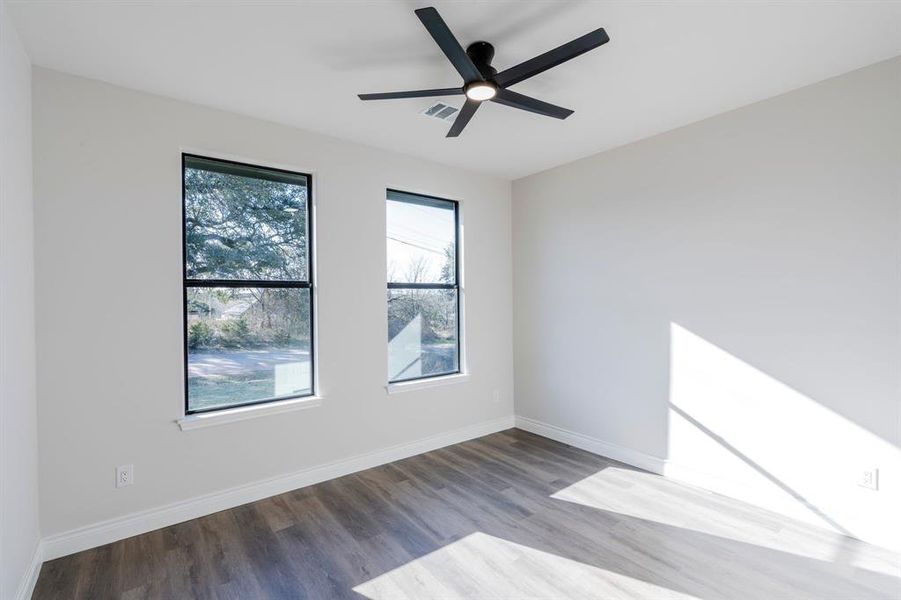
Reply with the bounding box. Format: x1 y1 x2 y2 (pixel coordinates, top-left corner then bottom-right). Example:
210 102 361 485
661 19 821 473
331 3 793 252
421 102 459 122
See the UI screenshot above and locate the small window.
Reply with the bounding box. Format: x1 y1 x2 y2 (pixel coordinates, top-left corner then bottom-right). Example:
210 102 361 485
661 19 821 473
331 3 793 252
386 189 460 383
182 155 314 414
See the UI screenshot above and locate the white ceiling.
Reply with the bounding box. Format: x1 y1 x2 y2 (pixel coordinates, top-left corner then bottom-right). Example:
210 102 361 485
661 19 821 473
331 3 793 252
9 1 901 179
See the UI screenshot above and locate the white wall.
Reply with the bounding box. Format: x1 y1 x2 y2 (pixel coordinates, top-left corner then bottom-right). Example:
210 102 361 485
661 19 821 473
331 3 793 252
513 58 901 549
0 2 40 597
32 68 513 544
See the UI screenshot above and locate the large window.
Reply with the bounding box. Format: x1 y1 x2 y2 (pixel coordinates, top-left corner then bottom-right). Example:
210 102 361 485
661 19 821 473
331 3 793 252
386 189 460 383
182 155 313 414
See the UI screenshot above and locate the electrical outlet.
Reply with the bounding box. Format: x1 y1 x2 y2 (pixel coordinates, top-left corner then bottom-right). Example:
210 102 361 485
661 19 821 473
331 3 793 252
492 390 501 403
858 468 878 491
116 464 134 488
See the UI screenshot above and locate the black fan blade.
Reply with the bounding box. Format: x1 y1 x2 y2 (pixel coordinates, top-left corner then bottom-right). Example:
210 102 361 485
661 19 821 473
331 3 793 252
447 98 480 137
494 28 609 88
415 7 483 83
491 88 573 119
359 87 462 101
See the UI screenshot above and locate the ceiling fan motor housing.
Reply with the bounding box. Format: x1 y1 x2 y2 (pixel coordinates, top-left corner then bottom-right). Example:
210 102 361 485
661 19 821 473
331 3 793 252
467 41 497 79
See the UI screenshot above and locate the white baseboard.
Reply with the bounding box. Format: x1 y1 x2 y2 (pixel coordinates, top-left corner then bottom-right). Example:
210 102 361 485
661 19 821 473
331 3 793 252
15 542 43 600
514 415 667 474
42 415 515 561
30 413 899 573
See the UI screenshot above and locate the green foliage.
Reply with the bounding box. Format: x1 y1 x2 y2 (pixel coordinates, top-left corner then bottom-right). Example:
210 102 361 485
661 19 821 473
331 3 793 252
440 244 455 284
188 320 214 349
219 318 251 348
187 298 212 316
184 168 308 281
272 330 292 346
387 289 455 343
185 165 312 354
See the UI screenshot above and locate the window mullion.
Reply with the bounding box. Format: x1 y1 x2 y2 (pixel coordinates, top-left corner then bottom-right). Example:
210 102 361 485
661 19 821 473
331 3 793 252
387 282 456 290
186 279 311 288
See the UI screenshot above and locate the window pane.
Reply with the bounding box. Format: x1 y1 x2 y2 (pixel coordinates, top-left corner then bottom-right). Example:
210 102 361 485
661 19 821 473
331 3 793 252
388 288 458 382
387 191 456 284
187 286 311 412
184 156 308 281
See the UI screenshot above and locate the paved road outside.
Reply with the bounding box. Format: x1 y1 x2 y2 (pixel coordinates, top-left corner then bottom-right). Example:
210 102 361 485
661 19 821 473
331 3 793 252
188 348 310 377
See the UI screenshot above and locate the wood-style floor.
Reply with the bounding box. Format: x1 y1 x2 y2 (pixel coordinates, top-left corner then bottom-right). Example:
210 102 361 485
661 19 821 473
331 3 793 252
33 429 900 599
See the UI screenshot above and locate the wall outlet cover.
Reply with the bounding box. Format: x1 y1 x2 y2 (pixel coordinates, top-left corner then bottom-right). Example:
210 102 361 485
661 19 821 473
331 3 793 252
858 468 878 491
116 464 134 488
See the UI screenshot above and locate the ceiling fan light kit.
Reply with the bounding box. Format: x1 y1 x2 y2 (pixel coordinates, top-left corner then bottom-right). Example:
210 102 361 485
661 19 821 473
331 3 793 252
358 7 609 137
464 81 497 101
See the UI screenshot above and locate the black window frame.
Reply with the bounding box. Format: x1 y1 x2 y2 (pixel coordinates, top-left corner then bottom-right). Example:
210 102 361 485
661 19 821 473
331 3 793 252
181 153 315 415
386 188 461 384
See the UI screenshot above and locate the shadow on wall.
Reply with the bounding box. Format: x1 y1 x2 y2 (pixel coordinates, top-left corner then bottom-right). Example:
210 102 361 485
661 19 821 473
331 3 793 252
665 323 901 550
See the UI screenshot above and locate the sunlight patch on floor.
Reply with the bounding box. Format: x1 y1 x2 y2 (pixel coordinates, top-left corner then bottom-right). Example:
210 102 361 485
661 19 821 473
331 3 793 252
353 531 698 600
552 465 901 580
552 466 841 561
552 467 899 578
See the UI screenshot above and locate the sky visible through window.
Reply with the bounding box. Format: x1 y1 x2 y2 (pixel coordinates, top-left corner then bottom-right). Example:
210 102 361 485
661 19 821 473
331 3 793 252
386 197 455 284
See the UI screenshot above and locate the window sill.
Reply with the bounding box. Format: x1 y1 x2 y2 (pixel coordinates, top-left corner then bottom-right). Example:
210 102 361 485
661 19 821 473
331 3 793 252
176 395 322 431
386 373 469 394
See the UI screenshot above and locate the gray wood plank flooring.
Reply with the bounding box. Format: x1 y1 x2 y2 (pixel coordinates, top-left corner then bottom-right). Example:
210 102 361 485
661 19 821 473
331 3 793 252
32 429 901 599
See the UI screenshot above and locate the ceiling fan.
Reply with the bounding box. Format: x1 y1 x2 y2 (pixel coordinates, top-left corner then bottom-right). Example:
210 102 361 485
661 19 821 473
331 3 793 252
358 6 609 137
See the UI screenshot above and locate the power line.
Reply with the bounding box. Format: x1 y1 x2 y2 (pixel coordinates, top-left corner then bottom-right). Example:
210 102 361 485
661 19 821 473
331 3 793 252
387 236 444 255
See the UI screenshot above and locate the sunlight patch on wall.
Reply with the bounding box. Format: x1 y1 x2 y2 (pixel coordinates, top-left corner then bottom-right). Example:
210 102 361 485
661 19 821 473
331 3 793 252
667 323 900 551
353 531 697 600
